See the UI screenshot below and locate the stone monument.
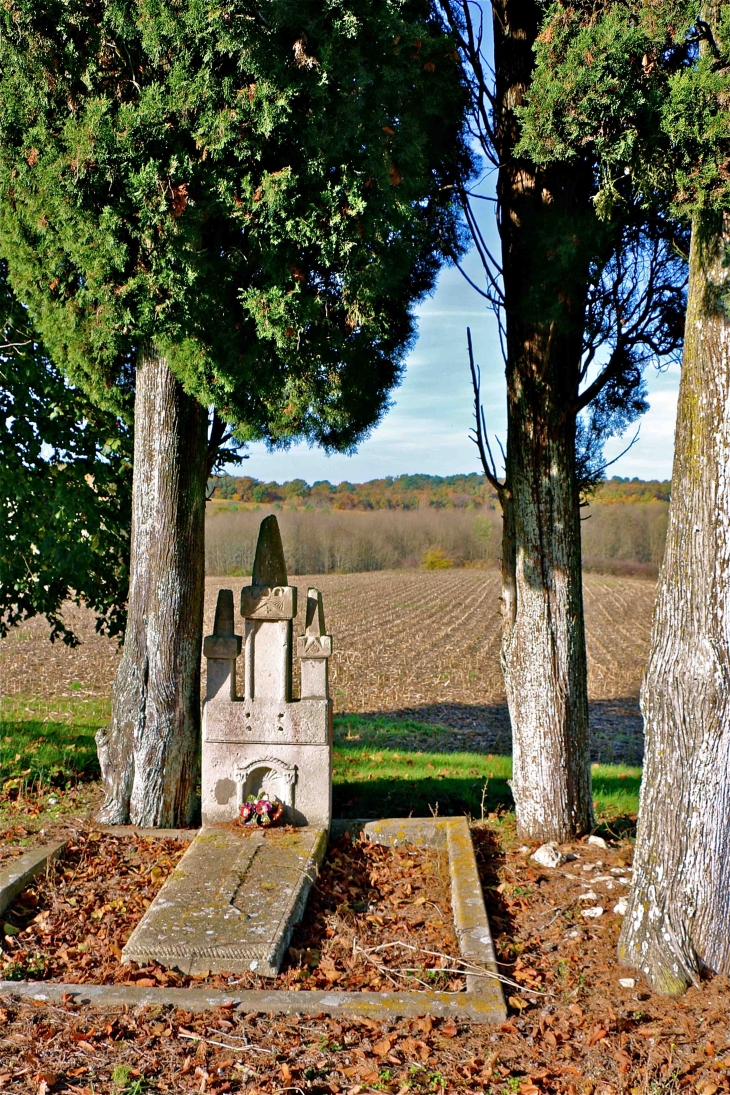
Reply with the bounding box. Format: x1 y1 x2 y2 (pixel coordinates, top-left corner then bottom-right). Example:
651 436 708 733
122 516 333 977
201 514 333 828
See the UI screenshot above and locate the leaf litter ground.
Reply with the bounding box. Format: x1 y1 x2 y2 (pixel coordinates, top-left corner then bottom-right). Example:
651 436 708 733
2 823 730 1093
1 829 463 993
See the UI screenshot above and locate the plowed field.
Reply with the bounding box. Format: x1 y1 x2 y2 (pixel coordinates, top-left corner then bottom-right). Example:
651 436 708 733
0 571 655 762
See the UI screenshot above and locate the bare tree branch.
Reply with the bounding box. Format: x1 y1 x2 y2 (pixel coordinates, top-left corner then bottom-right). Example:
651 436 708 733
467 326 505 498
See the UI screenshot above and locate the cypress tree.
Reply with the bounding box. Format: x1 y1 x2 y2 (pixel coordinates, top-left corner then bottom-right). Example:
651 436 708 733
441 0 685 842
0 0 473 824
520 0 730 991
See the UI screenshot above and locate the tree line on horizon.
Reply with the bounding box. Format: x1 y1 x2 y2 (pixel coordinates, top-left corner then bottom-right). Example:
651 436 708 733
208 471 672 510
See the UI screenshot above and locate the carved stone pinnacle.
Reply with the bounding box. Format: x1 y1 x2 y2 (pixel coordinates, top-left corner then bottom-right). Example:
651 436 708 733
252 515 288 587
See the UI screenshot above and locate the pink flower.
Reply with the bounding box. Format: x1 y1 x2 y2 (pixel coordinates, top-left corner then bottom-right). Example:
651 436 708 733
239 802 256 824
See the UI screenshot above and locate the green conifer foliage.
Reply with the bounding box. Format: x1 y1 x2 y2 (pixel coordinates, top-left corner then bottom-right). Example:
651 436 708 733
517 0 730 222
0 265 132 644
0 1 473 826
0 0 472 445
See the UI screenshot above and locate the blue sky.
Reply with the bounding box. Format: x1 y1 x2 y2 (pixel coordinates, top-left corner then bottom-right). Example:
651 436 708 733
233 92 680 488
232 239 680 486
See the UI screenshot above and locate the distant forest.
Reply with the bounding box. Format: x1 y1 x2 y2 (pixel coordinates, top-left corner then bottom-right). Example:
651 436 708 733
208 473 670 511
206 476 670 579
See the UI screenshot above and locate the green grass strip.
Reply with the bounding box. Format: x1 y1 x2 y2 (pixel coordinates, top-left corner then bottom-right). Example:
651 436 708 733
0 699 641 828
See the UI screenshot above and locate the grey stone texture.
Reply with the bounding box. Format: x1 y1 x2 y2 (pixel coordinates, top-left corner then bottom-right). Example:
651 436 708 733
202 516 333 828
122 825 327 977
0 841 68 918
0 981 505 1020
4 822 506 1021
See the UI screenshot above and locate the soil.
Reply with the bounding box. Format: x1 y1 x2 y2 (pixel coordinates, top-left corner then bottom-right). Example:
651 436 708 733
1 571 653 763
1 823 730 1093
1 830 462 993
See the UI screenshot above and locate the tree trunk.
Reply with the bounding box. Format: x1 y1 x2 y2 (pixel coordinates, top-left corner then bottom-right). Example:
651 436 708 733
502 382 593 842
493 0 594 841
96 346 207 827
618 212 730 993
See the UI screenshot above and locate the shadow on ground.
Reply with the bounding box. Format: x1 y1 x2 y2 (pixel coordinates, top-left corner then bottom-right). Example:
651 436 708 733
348 698 644 765
333 772 514 820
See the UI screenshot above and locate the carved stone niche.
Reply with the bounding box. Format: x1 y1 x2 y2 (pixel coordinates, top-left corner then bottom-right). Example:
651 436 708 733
201 515 333 830
234 757 298 812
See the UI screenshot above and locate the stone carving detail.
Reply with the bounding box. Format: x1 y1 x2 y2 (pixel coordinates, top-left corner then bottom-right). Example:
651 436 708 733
234 756 298 810
241 584 297 620
296 634 333 659
201 515 333 828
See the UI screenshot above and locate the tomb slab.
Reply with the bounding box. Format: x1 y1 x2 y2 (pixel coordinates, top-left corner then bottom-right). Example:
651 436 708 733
122 826 327 977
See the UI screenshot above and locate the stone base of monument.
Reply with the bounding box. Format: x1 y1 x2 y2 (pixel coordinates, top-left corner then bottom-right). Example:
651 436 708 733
121 825 327 977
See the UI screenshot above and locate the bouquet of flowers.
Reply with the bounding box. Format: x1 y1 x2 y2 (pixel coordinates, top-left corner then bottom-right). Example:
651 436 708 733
239 793 284 827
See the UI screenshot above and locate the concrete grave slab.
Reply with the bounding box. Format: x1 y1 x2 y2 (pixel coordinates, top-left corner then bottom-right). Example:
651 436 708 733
362 817 505 1014
0 840 68 918
122 826 327 977
0 981 504 1021
2 818 506 1021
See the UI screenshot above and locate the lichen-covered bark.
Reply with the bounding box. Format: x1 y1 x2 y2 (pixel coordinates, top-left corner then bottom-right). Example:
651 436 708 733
493 0 594 841
501 393 593 842
618 216 730 993
96 347 207 827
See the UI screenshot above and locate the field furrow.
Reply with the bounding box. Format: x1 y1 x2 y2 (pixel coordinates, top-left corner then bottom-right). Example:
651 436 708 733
1 570 653 761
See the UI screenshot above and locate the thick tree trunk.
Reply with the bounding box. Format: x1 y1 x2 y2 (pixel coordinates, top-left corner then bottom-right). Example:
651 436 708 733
618 214 730 993
493 0 594 841
96 347 207 827
502 385 593 842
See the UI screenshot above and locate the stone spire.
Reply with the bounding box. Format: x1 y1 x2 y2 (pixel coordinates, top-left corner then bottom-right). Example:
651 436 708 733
251 514 288 586
297 588 333 699
202 589 242 700
241 515 296 622
241 516 297 701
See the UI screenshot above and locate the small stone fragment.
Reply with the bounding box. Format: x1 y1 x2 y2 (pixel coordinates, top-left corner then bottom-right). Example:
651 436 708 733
581 906 604 919
531 842 564 869
614 897 629 916
579 891 598 901
587 835 607 849
582 863 594 872
618 977 636 989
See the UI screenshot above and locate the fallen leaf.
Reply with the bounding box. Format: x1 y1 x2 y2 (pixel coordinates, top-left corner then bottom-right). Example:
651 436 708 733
587 1026 607 1047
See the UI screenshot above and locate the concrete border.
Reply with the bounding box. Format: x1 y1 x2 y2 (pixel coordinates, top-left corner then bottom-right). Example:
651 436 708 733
97 826 199 842
362 818 506 1017
0 981 502 1020
0 841 68 918
1 818 507 1021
